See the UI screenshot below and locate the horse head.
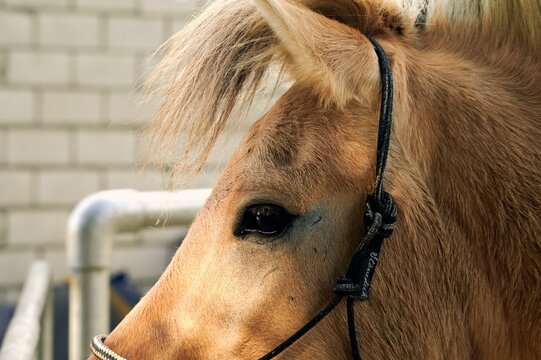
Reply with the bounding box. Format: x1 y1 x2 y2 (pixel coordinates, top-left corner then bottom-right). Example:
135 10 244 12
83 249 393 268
89 0 541 358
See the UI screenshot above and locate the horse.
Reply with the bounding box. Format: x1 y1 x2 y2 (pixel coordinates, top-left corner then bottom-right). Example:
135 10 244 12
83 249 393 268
89 0 541 358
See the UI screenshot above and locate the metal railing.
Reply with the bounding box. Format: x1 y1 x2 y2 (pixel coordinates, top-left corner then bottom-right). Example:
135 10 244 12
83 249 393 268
66 188 211 360
0 260 53 360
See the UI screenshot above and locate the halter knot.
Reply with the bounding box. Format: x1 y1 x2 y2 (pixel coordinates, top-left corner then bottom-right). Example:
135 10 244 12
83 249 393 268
364 192 397 238
333 275 365 299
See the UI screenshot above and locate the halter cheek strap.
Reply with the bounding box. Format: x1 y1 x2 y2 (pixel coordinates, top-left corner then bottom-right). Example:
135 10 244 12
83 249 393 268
90 36 397 360
259 36 397 360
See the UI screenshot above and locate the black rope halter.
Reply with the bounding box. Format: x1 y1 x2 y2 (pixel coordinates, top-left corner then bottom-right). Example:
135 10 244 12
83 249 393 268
90 36 397 360
258 36 397 360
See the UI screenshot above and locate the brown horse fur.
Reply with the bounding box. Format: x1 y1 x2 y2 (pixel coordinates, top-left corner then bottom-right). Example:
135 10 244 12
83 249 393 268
94 0 541 359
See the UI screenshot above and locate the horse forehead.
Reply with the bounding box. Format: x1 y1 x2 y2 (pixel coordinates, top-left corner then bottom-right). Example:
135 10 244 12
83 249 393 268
215 129 353 208
240 121 342 180
211 85 361 204
247 90 344 164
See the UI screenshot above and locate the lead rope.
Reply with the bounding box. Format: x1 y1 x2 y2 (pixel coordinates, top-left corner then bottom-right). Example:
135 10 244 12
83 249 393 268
89 36 396 360
259 36 397 360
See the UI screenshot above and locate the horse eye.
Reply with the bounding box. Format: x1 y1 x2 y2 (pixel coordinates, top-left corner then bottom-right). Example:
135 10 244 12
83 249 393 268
235 204 294 237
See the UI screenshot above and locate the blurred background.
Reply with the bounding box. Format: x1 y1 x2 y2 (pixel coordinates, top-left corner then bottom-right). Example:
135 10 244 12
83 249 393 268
0 0 213 300
0 0 286 358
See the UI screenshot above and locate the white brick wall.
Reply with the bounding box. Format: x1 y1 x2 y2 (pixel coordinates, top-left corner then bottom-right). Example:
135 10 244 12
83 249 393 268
141 0 200 15
107 18 163 50
0 10 33 45
76 130 136 165
107 91 153 125
42 90 101 124
8 210 69 246
0 53 6 79
108 91 137 123
37 170 100 205
0 170 32 205
0 0 245 295
5 0 67 8
8 130 70 164
0 89 35 123
75 0 135 12
76 54 135 87
38 13 100 48
0 131 7 163
105 169 163 190
0 213 6 246
8 51 70 85
0 251 36 286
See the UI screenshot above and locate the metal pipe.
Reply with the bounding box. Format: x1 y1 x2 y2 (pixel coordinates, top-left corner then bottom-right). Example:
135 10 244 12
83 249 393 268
38 279 54 360
66 188 211 360
0 260 53 360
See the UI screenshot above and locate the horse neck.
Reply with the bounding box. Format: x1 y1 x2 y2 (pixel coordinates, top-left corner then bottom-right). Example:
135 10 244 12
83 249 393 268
395 39 541 343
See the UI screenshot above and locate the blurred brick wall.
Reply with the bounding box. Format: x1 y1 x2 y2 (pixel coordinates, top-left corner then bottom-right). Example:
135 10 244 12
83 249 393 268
0 0 237 300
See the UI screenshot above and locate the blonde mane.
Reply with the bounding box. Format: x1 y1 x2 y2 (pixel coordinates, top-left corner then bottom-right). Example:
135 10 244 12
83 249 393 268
145 0 540 181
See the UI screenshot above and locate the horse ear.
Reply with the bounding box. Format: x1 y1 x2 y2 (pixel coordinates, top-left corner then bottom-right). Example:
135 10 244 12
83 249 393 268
253 0 394 107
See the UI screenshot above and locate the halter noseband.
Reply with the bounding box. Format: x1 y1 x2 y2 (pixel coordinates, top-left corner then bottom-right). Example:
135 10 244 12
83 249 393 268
90 36 397 360
91 335 127 360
